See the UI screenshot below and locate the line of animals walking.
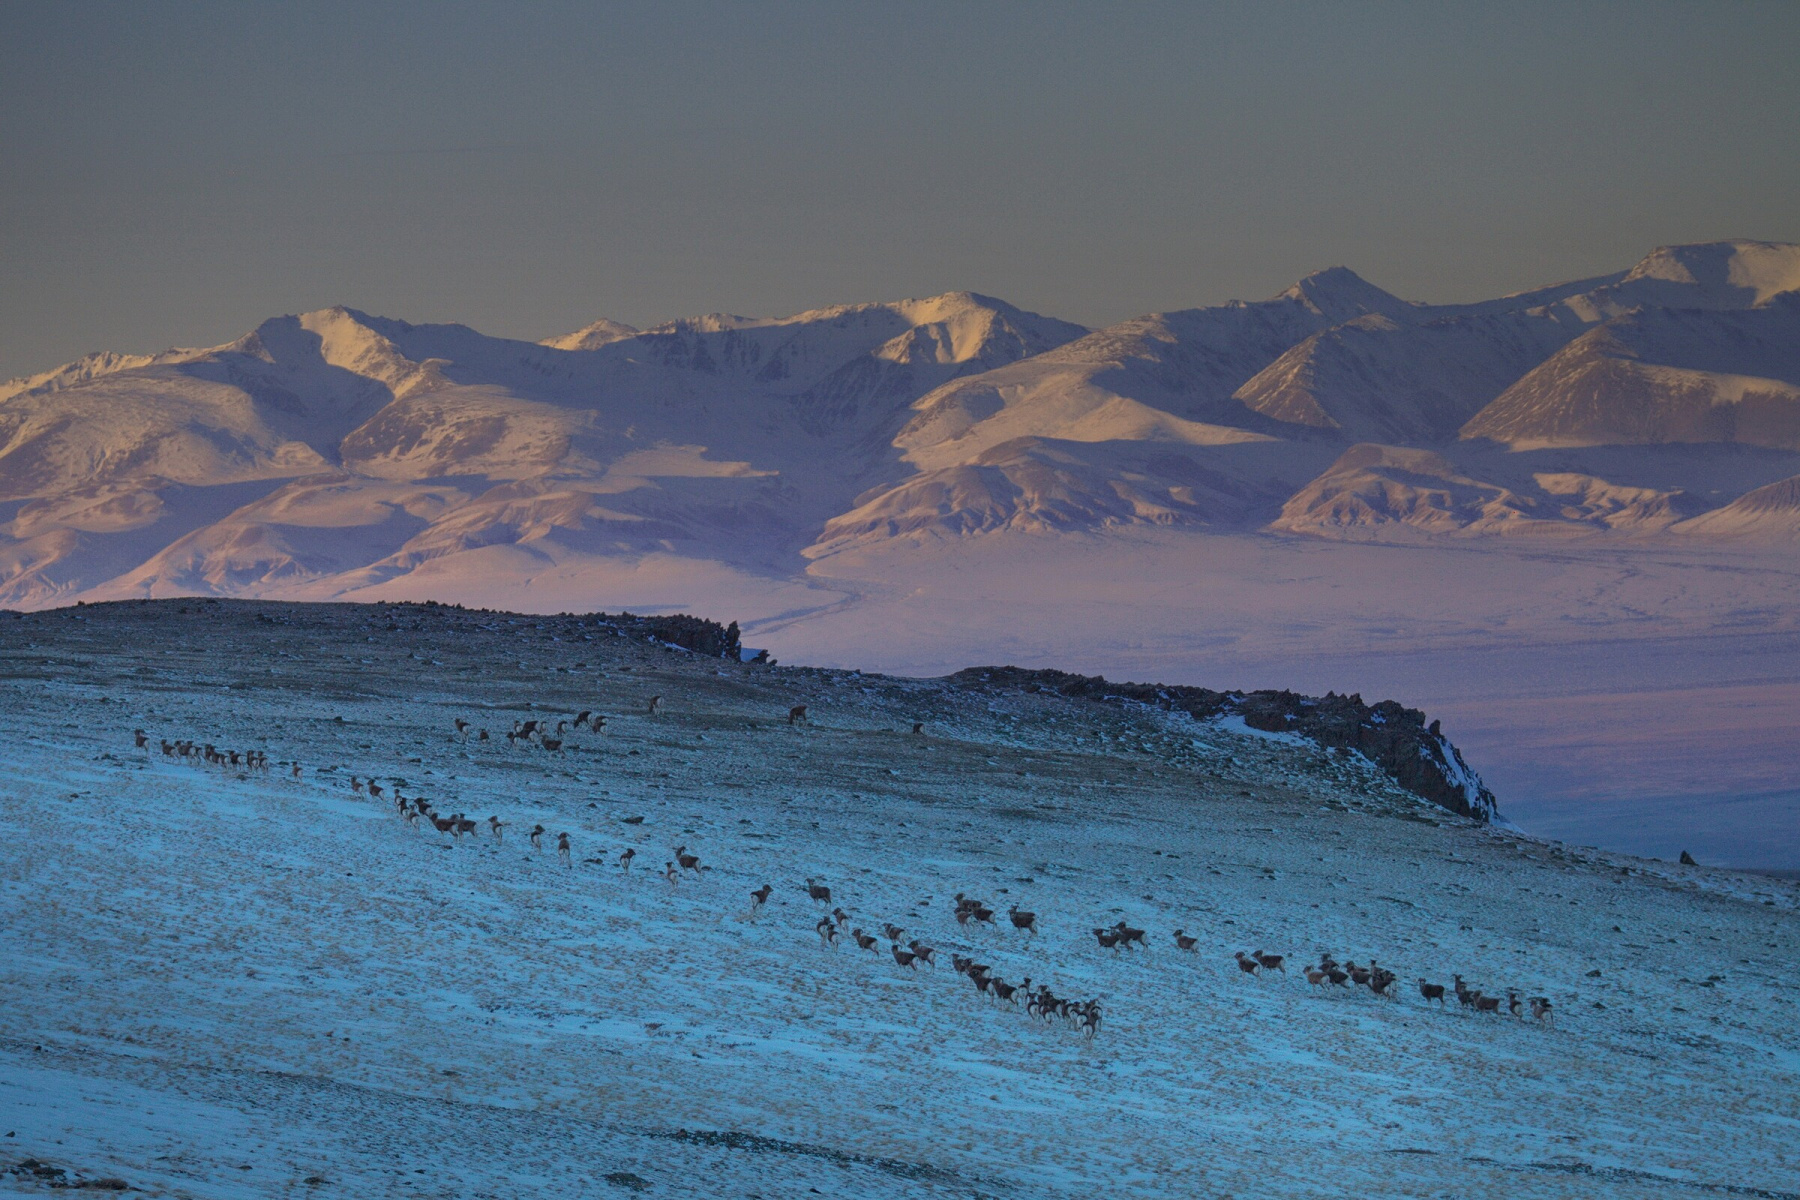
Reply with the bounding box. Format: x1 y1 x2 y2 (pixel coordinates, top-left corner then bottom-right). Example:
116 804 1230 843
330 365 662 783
136 717 1555 1037
802 882 1104 1037
143 729 270 771
452 709 610 752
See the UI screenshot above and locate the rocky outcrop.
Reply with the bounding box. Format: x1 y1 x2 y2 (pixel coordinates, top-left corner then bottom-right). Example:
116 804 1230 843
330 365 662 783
949 665 1498 821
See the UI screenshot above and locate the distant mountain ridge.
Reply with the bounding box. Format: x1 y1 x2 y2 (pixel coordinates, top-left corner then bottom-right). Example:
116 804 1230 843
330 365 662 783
5 241 1800 608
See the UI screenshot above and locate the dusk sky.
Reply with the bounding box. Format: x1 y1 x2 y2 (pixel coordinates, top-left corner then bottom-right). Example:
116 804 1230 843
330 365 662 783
4 1 1797 379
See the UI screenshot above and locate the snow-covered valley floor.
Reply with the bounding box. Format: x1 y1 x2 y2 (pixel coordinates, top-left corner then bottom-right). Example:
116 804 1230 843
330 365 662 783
2 601 1797 1197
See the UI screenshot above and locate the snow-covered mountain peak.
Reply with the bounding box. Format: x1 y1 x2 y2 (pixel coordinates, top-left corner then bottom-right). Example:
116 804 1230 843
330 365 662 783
1274 266 1415 323
539 318 641 351
1 349 176 403
1621 240 1800 306
643 311 774 336
236 307 439 398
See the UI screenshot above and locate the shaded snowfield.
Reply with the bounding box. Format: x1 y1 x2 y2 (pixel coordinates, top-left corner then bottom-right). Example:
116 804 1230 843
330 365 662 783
2 601 1797 1197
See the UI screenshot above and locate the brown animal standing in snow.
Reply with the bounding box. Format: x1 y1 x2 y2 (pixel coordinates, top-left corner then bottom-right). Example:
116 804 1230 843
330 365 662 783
674 846 702 876
788 705 808 725
1174 930 1199 952
805 878 832 904
1418 979 1446 1005
134 729 148 749
1008 907 1039 936
618 847 636 871
557 832 571 866
530 825 545 851
1234 951 1261 977
488 816 505 841
646 696 661 716
663 861 679 886
749 884 772 914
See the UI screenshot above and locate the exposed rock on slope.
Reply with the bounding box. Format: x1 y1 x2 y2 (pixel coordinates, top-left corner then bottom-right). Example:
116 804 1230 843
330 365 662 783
949 665 1499 821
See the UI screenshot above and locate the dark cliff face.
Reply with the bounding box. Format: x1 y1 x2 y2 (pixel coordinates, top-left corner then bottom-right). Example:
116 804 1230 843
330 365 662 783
948 666 1498 822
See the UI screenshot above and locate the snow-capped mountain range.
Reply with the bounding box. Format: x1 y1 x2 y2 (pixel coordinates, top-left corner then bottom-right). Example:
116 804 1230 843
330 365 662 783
5 240 1800 609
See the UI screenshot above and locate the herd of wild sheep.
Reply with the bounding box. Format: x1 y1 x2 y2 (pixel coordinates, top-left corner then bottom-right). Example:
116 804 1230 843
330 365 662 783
137 703 1556 1038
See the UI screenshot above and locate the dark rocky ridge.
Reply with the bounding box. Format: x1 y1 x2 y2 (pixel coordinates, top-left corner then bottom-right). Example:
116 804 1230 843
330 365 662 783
949 665 1499 821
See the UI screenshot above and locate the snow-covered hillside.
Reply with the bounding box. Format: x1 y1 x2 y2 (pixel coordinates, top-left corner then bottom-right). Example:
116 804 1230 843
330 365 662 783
3 600 1797 1197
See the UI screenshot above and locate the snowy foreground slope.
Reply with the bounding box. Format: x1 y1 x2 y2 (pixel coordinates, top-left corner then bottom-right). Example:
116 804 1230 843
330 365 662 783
2 602 1797 1198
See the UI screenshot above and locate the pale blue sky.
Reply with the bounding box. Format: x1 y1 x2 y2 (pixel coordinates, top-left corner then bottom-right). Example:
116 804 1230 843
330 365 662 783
3 1 1797 379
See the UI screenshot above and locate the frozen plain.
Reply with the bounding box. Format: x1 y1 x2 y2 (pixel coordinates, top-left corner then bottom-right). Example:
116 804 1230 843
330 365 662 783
2 601 1797 1198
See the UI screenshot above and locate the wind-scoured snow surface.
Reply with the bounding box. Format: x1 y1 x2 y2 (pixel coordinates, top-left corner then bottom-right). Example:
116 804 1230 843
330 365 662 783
3 601 1797 1197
